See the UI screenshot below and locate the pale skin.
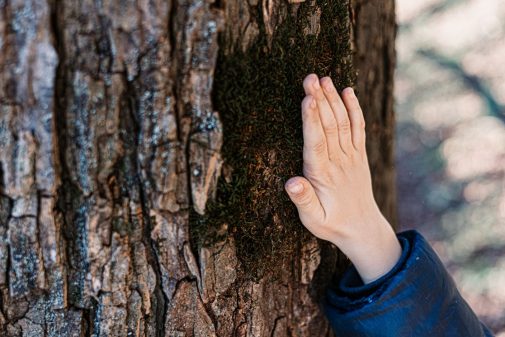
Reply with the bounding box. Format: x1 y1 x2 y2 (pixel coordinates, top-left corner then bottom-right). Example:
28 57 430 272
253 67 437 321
284 74 402 284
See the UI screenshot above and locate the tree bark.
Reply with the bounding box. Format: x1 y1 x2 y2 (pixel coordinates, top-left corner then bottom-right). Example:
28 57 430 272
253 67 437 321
0 0 395 336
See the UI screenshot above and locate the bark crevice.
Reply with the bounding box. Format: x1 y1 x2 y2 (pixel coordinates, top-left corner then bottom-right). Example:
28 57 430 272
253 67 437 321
132 92 169 337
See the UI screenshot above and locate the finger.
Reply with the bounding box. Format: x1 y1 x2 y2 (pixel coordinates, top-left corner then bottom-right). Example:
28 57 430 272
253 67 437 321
320 77 354 155
302 74 341 162
341 87 366 152
301 95 329 169
285 176 325 226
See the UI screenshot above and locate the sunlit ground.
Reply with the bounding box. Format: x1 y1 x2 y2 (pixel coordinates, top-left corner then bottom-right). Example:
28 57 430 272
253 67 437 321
395 0 505 334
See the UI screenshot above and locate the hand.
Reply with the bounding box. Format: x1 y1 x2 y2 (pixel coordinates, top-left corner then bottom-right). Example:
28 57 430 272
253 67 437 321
284 74 402 284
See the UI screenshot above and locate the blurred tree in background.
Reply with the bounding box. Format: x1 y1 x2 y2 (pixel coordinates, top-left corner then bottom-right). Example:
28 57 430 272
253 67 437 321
395 0 505 335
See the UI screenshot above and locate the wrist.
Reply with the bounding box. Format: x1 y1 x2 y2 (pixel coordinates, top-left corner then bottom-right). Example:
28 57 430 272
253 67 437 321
330 214 402 284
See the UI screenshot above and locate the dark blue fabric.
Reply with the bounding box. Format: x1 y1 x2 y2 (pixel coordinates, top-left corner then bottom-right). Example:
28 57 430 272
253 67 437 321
323 230 494 337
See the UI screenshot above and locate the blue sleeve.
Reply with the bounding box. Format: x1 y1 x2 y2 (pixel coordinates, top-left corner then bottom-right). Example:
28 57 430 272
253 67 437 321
323 230 494 337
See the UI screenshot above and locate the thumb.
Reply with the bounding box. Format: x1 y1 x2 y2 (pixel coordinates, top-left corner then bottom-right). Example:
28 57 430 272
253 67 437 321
284 177 325 225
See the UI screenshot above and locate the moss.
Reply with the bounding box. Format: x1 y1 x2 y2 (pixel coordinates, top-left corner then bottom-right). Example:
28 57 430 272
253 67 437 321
190 0 355 280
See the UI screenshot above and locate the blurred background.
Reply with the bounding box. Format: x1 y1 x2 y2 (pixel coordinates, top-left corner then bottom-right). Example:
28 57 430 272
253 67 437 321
395 0 505 334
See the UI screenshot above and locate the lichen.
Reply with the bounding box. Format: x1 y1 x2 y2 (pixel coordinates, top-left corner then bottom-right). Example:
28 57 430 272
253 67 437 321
190 0 355 280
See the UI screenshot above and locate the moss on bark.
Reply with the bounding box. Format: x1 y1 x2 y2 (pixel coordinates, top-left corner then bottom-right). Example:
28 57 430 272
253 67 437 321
190 0 355 280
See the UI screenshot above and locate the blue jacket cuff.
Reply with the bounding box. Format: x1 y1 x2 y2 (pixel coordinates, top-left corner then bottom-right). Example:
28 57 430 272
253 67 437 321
323 229 494 337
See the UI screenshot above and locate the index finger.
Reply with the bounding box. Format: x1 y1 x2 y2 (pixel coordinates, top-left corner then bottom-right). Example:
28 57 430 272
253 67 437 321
302 95 329 169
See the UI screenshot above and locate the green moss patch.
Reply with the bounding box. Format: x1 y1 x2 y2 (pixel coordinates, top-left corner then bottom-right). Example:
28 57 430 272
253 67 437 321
190 0 354 280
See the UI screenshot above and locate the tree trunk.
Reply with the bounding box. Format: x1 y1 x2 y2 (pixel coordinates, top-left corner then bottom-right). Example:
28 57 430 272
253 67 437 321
0 0 395 336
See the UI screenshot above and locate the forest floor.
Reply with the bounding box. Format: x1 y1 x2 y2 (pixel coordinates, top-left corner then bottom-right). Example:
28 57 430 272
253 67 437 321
395 0 505 335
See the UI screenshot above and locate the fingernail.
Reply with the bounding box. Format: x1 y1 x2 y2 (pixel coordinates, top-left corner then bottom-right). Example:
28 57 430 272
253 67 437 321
313 79 320 90
287 182 303 194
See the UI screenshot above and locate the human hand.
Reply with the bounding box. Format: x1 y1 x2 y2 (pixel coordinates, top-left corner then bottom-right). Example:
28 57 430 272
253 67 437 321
284 74 401 284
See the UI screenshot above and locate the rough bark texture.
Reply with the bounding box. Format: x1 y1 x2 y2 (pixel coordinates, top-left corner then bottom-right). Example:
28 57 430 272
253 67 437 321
0 0 395 336
351 1 397 226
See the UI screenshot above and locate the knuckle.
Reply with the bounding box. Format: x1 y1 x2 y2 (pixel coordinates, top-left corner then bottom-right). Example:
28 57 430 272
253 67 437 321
347 150 360 162
324 123 339 134
338 120 351 133
311 140 327 155
301 96 313 111
297 191 313 208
